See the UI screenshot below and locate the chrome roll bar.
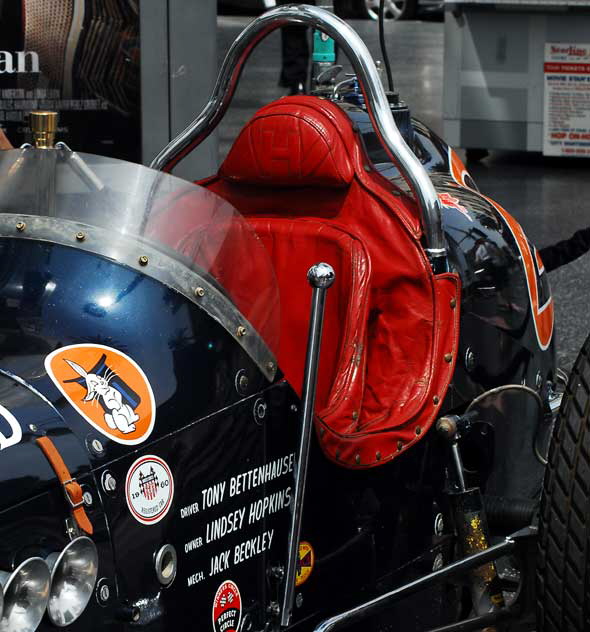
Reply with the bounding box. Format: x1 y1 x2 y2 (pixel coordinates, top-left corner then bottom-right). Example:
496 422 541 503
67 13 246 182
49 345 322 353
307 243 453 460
150 4 447 264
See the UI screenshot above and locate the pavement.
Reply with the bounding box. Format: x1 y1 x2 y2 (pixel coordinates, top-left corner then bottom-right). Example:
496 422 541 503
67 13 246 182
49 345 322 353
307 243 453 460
218 14 590 372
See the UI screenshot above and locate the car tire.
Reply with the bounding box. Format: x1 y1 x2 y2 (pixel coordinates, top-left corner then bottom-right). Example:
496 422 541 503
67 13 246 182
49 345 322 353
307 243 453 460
356 0 418 20
537 334 590 632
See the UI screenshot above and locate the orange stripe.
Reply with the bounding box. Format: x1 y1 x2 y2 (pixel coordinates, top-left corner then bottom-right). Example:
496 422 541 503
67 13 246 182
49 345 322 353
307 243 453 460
483 196 554 350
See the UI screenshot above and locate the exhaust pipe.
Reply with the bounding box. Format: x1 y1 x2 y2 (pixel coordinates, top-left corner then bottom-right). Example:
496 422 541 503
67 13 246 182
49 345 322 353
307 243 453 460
0 557 51 632
46 536 98 627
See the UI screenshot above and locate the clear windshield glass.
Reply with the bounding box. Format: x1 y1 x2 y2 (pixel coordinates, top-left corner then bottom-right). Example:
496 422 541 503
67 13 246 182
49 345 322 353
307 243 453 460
0 148 280 356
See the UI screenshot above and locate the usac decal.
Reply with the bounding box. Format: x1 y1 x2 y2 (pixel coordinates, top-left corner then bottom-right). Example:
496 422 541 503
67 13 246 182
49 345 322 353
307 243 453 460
295 541 315 586
126 454 174 525
484 197 554 350
212 580 242 632
45 344 155 445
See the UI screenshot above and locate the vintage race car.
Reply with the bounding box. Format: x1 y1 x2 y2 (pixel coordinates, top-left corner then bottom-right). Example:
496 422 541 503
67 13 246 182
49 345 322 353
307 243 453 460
0 5 583 632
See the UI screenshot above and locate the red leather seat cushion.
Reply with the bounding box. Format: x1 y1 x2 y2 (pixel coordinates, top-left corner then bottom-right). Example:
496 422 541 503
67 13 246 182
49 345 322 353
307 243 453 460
249 219 370 413
202 96 461 468
220 101 354 189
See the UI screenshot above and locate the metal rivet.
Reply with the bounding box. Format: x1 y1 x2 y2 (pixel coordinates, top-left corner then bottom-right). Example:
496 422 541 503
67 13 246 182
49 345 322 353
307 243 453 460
433 395 440 405
139 255 149 266
194 286 205 298
28 423 38 432
75 231 86 241
16 221 26 232
355 454 361 465
415 426 422 436
319 427 325 437
444 353 453 363
236 326 247 338
450 297 457 308
352 410 359 420
397 441 403 451
376 451 381 461
83 490 93 506
295 593 304 608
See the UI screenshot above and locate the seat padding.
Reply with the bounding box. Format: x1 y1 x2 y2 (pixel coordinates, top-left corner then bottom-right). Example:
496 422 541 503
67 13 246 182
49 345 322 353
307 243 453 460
202 96 461 468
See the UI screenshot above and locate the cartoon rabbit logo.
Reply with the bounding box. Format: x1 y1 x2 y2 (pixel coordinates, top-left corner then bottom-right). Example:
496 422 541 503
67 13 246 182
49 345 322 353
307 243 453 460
63 358 140 434
45 344 155 445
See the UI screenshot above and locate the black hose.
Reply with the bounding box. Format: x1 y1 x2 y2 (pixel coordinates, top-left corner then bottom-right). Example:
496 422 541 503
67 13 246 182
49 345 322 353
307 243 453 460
379 0 394 93
483 495 537 533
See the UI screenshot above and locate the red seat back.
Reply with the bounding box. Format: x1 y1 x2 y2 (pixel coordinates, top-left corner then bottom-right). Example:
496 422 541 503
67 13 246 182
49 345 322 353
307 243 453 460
202 96 460 468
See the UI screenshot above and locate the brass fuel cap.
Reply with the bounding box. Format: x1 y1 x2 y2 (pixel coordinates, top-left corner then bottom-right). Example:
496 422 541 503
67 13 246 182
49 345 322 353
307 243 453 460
30 110 58 149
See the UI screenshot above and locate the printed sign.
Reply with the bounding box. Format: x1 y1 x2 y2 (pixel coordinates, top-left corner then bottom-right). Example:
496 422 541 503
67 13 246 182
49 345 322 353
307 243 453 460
45 344 155 445
295 541 315 586
125 455 174 525
543 43 590 156
0 403 22 450
212 580 242 632
0 1 140 160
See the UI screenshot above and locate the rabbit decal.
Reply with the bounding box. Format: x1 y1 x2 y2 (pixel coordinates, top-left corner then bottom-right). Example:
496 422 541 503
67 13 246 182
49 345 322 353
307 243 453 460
63 359 140 434
45 344 155 445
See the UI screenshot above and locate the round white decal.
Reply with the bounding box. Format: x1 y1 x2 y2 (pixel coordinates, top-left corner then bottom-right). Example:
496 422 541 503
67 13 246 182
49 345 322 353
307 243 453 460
125 455 174 525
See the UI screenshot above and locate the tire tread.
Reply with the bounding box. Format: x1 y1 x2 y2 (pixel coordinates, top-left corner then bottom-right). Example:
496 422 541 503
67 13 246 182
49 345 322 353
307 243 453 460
537 334 590 631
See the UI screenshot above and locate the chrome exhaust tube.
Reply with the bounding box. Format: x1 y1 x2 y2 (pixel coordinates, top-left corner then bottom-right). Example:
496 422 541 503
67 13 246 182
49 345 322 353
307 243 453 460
149 5 447 268
0 557 51 632
46 536 98 627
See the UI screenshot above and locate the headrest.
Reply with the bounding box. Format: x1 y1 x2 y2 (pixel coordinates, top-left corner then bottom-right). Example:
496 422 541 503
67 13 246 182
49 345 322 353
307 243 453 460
219 97 355 189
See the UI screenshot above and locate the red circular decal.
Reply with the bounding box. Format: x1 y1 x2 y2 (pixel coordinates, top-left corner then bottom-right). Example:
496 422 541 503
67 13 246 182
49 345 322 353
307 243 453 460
212 580 242 632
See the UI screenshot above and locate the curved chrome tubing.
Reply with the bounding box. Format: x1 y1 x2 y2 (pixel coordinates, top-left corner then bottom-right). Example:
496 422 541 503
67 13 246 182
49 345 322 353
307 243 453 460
150 4 447 266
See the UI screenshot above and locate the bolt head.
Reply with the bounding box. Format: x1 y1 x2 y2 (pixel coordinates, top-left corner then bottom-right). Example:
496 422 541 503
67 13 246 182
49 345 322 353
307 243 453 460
99 583 110 603
28 423 38 432
75 231 86 241
16 221 26 232
295 593 304 608
432 553 444 571
83 490 93 506
236 326 247 338
91 438 104 455
102 472 117 492
194 286 205 298
465 348 476 372
139 255 149 266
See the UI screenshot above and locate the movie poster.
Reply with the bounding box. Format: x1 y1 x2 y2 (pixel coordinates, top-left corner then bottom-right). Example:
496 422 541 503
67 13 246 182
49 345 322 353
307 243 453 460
0 0 141 161
543 42 590 157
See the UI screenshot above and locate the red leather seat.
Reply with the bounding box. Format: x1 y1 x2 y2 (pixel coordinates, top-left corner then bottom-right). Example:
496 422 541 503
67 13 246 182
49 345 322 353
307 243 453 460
201 96 460 468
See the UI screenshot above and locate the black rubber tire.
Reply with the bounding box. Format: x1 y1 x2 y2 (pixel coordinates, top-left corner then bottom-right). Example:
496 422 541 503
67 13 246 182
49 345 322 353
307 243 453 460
537 335 590 631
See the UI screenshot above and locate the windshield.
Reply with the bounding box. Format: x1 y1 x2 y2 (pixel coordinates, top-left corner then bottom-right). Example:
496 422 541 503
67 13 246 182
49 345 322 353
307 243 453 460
0 148 279 375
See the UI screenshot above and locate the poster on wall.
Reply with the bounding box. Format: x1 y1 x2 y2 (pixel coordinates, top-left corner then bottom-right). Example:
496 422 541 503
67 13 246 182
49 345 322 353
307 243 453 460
0 0 141 161
543 43 590 157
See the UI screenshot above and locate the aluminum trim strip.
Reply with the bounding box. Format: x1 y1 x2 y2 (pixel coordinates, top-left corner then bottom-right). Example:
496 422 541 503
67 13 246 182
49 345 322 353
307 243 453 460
0 213 277 382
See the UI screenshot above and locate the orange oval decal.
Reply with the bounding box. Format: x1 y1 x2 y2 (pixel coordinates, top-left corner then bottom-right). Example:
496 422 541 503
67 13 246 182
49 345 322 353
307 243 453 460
45 344 155 445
